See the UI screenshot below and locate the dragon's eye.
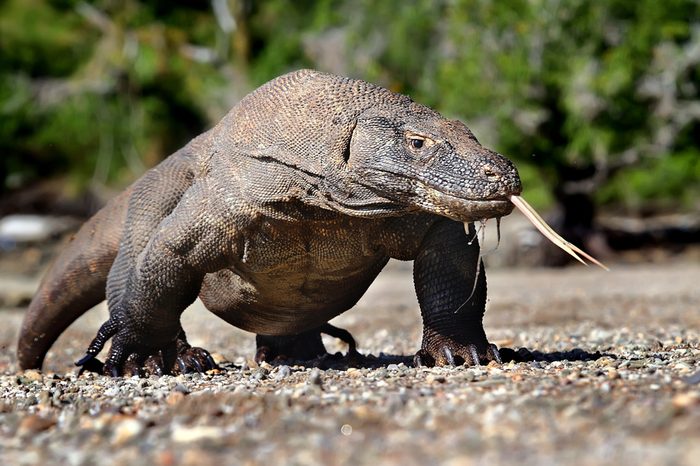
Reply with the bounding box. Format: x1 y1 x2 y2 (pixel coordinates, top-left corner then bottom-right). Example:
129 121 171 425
405 132 433 152
410 138 424 149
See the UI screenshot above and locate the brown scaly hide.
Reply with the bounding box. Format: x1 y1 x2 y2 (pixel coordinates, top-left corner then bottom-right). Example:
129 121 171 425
18 70 521 375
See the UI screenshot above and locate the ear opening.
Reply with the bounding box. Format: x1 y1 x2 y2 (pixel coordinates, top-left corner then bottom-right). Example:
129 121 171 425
337 117 358 166
342 140 351 163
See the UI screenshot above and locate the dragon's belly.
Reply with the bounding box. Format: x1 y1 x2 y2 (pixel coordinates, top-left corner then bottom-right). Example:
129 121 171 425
199 217 389 335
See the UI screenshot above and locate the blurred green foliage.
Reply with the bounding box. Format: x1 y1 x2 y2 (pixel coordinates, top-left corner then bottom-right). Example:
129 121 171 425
1 0 699 214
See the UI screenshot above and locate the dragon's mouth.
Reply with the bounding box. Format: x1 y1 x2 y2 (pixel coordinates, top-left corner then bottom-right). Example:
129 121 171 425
419 186 514 222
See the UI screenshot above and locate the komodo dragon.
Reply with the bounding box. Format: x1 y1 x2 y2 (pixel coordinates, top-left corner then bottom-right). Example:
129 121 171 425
17 69 522 376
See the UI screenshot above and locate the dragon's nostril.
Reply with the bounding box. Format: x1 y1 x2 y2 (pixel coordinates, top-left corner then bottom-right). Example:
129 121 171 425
482 166 500 179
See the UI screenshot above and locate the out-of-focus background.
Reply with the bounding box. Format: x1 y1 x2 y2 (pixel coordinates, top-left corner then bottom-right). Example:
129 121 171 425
1 0 699 277
2 4 700 464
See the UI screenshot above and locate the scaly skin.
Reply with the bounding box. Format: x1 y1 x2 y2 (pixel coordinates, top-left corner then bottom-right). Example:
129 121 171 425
17 70 521 376
17 147 356 371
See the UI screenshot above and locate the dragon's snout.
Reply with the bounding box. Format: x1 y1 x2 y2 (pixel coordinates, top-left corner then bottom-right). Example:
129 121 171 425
480 153 522 199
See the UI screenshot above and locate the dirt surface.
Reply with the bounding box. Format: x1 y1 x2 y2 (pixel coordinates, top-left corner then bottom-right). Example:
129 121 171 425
1 260 699 465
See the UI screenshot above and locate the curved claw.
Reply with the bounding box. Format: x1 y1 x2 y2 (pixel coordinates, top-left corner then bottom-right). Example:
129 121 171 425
442 347 456 366
204 353 218 370
76 356 104 375
191 357 203 373
176 356 188 374
75 353 96 367
79 319 216 377
76 319 119 368
413 350 434 368
254 346 271 365
468 345 481 367
413 353 424 368
486 344 502 364
417 337 503 368
191 347 218 372
170 347 217 374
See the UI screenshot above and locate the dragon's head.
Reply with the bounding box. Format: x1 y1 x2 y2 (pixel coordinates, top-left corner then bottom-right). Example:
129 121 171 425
337 102 522 222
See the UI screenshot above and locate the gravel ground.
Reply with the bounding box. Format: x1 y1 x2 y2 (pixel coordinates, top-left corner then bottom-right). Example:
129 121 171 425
1 261 699 465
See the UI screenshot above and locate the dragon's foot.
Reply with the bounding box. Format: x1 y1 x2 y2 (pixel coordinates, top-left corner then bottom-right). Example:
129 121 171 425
255 323 360 365
413 335 502 367
76 321 217 377
134 345 218 377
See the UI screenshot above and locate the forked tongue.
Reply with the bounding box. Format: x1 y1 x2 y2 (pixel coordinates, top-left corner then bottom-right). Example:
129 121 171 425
509 195 609 271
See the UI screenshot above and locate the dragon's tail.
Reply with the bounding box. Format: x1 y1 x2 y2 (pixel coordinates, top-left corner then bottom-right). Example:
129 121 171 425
17 187 132 370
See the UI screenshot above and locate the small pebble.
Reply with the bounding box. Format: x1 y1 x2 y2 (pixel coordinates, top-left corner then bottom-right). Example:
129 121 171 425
273 365 291 381
112 418 144 445
684 370 700 385
20 370 43 383
166 391 186 405
171 425 223 443
308 368 323 386
672 392 699 409
173 383 190 394
17 414 56 436
0 263 698 464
